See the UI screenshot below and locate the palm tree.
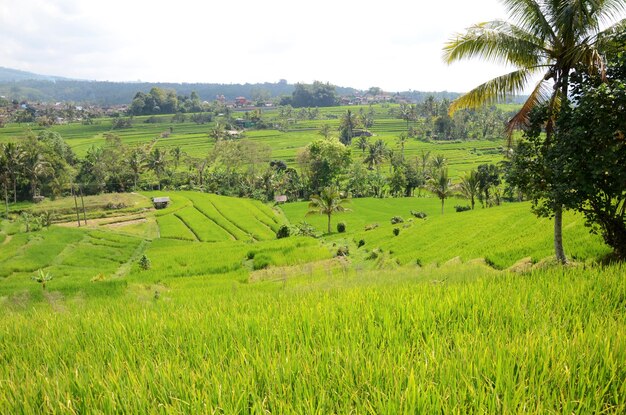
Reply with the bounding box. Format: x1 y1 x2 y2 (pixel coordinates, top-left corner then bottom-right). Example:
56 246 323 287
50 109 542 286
146 148 167 191
0 147 10 218
127 147 145 190
357 136 369 154
3 142 25 204
443 0 625 263
209 123 226 142
170 146 184 171
428 168 453 215
430 154 447 172
306 186 351 234
397 133 408 162
363 140 386 171
459 170 480 210
21 150 50 200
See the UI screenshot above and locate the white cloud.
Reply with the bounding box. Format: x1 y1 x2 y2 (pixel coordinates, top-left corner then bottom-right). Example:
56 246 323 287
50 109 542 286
0 0 556 92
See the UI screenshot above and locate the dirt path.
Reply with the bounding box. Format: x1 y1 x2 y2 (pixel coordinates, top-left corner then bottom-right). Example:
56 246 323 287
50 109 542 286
1 234 12 246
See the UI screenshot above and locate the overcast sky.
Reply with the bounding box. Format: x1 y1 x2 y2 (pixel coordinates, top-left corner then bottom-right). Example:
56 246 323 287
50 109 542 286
1 0 519 92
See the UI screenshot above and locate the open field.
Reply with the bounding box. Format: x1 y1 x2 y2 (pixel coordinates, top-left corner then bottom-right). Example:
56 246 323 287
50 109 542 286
0 191 624 412
0 105 509 178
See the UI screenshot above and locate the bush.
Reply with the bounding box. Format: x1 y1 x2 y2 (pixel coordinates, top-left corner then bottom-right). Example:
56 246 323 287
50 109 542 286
410 210 427 219
276 225 291 239
455 205 472 212
357 239 365 248
246 251 256 260
253 254 271 270
390 216 404 224
294 222 318 237
393 228 400 236
337 222 346 233
336 246 350 257
139 254 151 270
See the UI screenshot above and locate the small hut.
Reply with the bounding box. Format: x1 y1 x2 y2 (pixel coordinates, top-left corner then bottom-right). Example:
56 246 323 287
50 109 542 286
152 196 170 209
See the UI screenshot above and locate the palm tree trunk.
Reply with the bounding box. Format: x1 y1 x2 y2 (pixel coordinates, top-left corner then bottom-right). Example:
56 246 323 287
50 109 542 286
12 177 17 204
441 198 444 215
327 213 331 234
554 205 566 264
3 185 8 219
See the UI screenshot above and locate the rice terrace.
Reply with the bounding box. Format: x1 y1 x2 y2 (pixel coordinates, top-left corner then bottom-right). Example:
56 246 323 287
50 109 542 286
1 0 625 413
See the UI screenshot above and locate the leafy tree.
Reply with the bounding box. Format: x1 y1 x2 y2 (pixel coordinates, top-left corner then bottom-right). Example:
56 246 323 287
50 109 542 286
297 139 351 194
306 186 350 234
555 49 626 258
444 0 626 263
428 168 453 215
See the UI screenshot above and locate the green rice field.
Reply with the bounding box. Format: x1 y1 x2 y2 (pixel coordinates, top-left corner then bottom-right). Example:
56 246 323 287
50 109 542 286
1 191 624 413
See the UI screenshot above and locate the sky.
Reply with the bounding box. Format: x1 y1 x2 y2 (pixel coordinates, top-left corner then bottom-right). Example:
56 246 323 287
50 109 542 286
0 0 518 92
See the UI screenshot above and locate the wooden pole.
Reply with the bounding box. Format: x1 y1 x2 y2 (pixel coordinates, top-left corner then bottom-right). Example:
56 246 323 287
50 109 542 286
71 183 80 227
79 184 87 225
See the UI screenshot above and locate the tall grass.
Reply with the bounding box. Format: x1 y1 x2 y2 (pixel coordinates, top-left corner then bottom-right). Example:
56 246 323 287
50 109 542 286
0 262 623 413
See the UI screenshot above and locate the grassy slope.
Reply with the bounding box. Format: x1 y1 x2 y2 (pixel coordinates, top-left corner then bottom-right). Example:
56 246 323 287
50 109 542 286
0 191 624 413
281 197 609 268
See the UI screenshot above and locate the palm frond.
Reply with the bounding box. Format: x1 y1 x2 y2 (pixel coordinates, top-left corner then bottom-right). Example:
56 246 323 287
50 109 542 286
449 68 540 114
501 0 558 42
506 75 553 140
443 20 545 67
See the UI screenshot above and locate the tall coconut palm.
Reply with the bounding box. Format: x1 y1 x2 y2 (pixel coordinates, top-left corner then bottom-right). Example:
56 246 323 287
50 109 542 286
3 142 25 203
21 150 50 200
146 148 167 191
0 147 10 217
127 147 146 190
364 139 386 171
428 168 454 215
459 170 480 210
443 0 625 263
306 186 351 234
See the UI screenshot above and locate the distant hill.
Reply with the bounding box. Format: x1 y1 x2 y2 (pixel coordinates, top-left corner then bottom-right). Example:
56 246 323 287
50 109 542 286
0 66 71 82
0 66 526 106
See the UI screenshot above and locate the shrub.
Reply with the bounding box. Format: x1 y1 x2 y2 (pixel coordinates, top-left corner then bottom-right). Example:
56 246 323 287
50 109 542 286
139 254 151 270
337 222 346 233
357 239 365 248
390 216 404 224
276 225 291 239
253 254 271 270
455 205 472 212
246 251 256 260
415 258 423 267
393 228 400 236
410 210 427 219
294 222 318 237
336 246 350 257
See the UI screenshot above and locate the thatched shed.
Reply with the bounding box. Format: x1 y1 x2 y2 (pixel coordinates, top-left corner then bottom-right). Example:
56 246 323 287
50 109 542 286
152 196 170 209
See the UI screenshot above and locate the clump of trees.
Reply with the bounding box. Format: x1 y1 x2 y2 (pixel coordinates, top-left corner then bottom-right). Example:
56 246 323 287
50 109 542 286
129 87 204 115
280 82 338 108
